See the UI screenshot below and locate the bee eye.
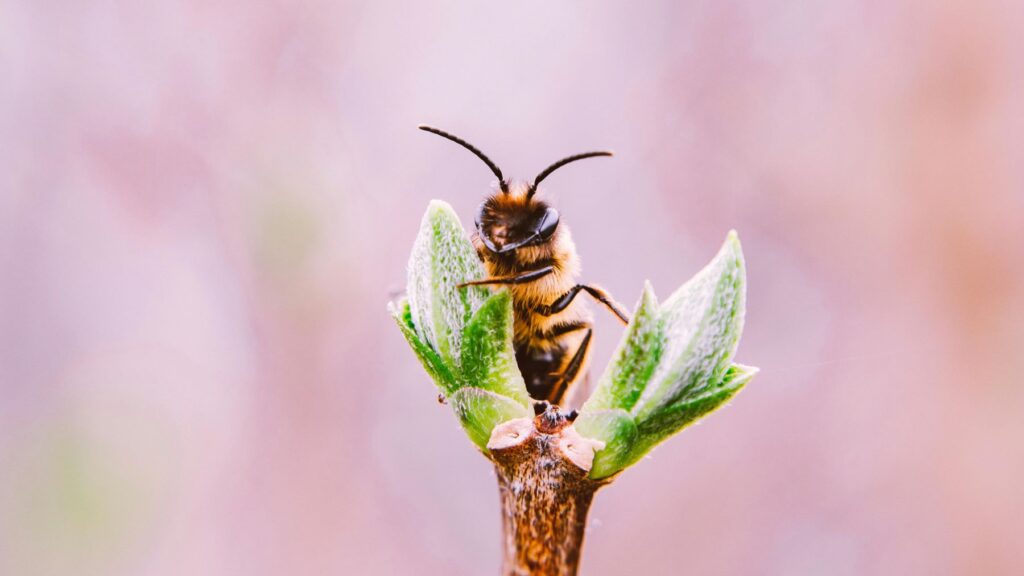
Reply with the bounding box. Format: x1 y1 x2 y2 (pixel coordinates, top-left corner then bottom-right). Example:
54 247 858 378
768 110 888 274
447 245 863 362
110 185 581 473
537 207 560 240
475 203 487 230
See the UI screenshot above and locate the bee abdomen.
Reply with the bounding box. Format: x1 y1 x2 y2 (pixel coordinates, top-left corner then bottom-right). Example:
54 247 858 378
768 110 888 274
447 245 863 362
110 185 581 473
515 343 566 404
513 318 591 404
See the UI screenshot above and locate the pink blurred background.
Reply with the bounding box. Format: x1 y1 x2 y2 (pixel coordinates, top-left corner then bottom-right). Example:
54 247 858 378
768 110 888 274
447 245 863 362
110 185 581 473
3 1 1023 574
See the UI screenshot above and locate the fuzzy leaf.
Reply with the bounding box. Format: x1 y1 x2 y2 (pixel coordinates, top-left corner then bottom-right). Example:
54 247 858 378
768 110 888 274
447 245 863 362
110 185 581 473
578 232 755 477
406 200 490 369
573 409 638 480
394 201 530 454
449 387 531 451
583 282 663 413
389 299 458 393
625 363 757 467
460 291 531 407
633 232 746 420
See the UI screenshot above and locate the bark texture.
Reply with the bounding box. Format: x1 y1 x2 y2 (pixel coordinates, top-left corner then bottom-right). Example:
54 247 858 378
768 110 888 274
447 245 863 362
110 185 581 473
487 407 608 576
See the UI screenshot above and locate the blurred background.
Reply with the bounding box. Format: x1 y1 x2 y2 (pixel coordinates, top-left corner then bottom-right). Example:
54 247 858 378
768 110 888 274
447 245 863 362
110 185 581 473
2 1 1023 574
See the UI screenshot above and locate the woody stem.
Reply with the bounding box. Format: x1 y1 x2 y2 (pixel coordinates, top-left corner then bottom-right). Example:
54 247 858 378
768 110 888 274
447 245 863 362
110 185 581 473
487 409 608 576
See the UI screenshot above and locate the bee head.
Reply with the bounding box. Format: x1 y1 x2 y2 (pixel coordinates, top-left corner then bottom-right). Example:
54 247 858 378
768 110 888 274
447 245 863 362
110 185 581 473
418 125 612 254
474 189 560 254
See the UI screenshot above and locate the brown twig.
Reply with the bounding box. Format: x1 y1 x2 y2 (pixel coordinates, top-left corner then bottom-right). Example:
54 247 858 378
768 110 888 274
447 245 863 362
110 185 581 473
487 406 609 576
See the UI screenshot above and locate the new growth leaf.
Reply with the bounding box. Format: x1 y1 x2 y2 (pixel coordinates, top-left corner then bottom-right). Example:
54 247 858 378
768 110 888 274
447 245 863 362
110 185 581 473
577 232 757 479
390 201 531 450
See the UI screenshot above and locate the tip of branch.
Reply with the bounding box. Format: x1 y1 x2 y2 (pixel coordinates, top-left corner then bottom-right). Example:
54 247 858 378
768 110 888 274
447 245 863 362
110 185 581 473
558 426 606 472
487 418 533 451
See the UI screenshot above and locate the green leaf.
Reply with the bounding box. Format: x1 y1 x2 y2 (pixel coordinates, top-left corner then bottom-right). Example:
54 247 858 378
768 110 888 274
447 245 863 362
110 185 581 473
393 201 531 453
626 363 757 468
578 232 756 477
406 200 490 369
449 387 531 451
389 299 458 394
460 291 531 408
583 282 663 413
633 231 746 420
573 409 638 480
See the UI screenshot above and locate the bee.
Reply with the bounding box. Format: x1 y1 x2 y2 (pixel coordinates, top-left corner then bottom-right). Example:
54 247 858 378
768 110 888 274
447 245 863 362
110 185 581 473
419 125 630 406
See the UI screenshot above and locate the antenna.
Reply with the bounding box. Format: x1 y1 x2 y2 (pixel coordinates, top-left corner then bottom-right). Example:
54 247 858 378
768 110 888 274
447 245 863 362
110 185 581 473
418 125 508 193
529 151 613 198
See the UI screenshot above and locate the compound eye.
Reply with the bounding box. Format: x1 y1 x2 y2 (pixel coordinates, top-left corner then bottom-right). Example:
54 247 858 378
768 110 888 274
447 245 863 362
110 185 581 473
475 203 487 230
537 207 560 240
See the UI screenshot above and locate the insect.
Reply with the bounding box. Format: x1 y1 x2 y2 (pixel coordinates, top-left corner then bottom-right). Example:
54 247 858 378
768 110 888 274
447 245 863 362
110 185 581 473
419 125 630 406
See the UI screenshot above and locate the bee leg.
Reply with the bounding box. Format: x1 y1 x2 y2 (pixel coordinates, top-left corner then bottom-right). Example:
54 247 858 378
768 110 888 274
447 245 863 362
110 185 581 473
548 328 592 405
549 320 590 337
539 284 631 324
457 265 554 288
